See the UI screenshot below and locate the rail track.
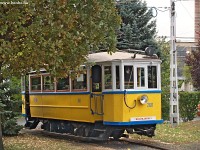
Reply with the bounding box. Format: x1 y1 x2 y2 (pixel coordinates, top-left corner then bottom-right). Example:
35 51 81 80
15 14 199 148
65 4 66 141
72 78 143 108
120 138 170 150
20 128 172 150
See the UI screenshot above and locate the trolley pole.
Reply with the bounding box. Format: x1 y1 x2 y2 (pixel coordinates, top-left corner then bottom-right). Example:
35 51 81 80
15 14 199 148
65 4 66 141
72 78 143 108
170 0 179 126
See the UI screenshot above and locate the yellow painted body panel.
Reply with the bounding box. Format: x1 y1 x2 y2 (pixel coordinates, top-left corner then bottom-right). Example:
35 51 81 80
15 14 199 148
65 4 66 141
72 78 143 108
103 93 161 122
29 94 102 123
28 92 161 123
22 95 25 115
30 95 43 118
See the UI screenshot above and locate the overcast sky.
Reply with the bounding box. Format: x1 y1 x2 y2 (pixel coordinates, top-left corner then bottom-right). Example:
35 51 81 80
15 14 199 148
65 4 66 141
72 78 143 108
144 0 194 41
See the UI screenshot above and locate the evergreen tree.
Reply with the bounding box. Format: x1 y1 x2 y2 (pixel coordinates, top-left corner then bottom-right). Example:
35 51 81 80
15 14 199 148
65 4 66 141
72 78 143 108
117 0 157 50
0 77 22 135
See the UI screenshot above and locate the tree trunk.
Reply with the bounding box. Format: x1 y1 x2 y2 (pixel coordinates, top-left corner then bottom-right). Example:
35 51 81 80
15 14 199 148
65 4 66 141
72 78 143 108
0 65 4 150
0 115 4 150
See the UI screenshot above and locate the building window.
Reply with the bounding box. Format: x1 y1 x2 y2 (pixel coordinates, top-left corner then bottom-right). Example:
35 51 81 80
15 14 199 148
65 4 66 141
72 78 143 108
124 66 134 89
72 72 87 91
116 66 120 89
104 66 112 89
30 76 41 91
43 75 55 91
137 67 145 87
57 77 70 91
148 66 157 88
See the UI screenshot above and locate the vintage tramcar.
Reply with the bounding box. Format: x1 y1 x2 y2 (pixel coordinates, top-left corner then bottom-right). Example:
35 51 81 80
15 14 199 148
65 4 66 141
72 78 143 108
21 50 163 141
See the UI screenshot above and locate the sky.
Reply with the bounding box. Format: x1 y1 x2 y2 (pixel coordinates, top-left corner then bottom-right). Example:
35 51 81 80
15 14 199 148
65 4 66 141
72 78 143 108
144 0 194 41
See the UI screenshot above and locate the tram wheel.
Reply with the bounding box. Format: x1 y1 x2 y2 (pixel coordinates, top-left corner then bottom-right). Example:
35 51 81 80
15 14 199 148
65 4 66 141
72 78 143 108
112 129 125 140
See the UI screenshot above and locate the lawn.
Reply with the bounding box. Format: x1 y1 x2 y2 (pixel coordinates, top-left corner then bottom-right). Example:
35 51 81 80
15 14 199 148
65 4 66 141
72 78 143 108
130 120 200 144
3 120 200 149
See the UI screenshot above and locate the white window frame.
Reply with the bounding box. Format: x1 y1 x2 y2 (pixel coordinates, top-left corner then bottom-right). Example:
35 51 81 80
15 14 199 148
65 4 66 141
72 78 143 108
134 65 148 90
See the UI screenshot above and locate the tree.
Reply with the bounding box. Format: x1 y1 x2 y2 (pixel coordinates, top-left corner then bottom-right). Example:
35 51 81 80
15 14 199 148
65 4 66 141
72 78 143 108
159 39 170 120
185 36 200 90
116 0 157 50
0 77 22 135
0 0 121 78
0 1 121 149
186 24 200 90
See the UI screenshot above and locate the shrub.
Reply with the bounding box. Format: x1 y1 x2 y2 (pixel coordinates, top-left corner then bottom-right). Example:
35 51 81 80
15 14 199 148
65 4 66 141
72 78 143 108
0 77 23 135
179 92 200 122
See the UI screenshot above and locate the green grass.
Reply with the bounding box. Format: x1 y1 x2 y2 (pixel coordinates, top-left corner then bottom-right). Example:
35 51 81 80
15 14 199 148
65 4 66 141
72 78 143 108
130 120 200 144
3 134 84 150
3 120 200 149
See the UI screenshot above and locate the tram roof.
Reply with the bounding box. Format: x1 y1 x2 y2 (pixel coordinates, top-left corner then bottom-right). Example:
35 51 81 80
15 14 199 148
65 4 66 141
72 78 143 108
87 51 159 63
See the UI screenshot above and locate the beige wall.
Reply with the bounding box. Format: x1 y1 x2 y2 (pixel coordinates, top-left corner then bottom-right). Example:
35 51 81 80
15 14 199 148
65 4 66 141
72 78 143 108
176 42 197 91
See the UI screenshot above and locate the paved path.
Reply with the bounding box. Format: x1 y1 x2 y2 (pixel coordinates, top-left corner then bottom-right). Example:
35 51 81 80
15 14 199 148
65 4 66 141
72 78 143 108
17 117 25 126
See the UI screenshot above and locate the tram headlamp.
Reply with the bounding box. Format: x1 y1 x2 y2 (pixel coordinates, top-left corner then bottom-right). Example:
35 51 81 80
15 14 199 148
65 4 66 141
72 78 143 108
140 95 148 104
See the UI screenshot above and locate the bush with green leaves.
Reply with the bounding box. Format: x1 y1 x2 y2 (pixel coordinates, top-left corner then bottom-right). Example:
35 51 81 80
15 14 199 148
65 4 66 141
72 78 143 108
0 77 23 135
179 92 200 122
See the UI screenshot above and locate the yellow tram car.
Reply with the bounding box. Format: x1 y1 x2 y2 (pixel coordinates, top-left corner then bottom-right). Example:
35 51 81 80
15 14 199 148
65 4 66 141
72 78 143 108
22 50 163 140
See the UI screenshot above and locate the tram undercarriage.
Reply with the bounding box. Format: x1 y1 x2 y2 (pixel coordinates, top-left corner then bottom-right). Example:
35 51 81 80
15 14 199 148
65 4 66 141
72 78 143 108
26 118 156 141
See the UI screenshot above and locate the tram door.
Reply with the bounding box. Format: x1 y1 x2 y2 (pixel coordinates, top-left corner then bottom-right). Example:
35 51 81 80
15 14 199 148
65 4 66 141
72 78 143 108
92 65 102 92
22 75 31 124
91 65 104 115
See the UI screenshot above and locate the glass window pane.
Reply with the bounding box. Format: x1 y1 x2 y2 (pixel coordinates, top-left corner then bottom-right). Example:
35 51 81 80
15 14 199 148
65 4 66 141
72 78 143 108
148 66 157 88
72 72 87 90
92 65 102 92
43 76 54 91
124 66 134 89
104 66 112 89
57 77 70 91
116 66 120 89
137 67 145 87
31 76 41 91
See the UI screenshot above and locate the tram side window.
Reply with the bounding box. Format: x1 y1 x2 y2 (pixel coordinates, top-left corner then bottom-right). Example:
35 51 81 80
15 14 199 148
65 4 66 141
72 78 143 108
104 66 112 89
137 67 145 87
31 76 41 91
116 66 120 89
148 66 157 88
57 77 70 91
72 72 87 91
43 75 55 91
124 66 134 89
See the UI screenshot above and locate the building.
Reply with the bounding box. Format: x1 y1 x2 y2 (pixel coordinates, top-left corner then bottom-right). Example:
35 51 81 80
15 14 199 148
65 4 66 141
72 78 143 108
176 42 197 91
195 0 200 42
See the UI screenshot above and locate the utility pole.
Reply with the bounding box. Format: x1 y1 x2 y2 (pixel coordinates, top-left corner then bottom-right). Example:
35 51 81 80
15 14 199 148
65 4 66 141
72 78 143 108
170 0 179 127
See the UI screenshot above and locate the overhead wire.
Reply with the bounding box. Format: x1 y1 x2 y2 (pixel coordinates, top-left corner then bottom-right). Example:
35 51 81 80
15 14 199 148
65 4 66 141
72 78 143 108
116 0 195 40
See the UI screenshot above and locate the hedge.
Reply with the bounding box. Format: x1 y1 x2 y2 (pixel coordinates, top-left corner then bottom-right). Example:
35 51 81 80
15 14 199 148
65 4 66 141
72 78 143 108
179 92 200 122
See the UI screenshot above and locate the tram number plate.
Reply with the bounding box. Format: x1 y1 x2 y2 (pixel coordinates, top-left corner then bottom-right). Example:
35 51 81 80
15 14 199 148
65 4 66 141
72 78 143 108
147 103 153 107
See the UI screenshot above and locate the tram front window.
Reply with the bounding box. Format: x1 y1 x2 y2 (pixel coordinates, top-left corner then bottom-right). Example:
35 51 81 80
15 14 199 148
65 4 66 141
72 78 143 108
116 66 120 89
148 66 157 88
124 66 134 89
137 67 145 87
